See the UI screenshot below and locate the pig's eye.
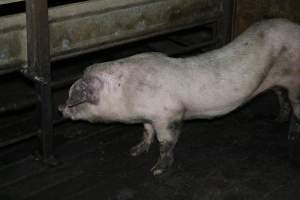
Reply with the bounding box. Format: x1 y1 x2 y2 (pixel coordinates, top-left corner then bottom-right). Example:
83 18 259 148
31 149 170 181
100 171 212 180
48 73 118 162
82 91 87 97
67 90 88 107
67 100 86 108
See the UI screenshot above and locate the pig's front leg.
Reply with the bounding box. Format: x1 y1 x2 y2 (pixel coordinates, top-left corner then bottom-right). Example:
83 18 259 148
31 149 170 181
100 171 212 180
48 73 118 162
273 87 291 123
151 120 182 176
130 123 155 156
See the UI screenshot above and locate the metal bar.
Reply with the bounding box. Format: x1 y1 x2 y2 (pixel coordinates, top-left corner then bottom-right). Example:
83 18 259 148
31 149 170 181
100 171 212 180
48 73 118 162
25 0 57 165
0 131 37 148
222 0 237 43
0 115 33 129
169 40 218 57
0 99 36 115
230 0 238 39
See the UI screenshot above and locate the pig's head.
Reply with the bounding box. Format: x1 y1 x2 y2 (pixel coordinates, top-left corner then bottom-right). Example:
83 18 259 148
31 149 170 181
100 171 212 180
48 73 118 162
58 75 103 122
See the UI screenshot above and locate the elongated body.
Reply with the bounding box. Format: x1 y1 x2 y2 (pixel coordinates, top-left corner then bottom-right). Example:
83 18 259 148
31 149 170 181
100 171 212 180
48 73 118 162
60 19 300 175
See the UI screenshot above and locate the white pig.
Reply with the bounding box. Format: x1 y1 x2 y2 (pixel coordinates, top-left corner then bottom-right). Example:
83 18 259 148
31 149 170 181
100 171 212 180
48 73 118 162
59 19 300 175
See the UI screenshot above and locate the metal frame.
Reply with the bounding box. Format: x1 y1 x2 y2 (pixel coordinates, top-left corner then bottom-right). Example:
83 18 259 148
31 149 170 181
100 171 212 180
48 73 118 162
25 0 57 165
222 0 237 43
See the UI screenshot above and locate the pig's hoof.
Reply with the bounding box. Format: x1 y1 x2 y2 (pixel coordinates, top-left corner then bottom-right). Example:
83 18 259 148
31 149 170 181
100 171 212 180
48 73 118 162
151 156 174 176
130 142 149 157
152 168 164 176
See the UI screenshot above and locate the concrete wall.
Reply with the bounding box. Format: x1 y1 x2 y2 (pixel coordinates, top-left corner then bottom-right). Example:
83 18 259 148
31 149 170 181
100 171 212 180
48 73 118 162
0 0 223 75
235 0 300 35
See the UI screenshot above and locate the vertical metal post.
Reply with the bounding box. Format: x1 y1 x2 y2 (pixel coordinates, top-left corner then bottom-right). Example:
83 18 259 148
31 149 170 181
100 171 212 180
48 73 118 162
222 0 237 43
25 0 57 165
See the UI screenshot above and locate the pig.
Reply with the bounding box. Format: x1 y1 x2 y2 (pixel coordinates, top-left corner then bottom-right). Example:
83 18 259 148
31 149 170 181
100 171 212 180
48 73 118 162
59 19 300 175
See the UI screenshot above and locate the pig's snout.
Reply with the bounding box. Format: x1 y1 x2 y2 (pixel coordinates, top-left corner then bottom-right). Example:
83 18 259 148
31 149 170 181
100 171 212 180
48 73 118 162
58 104 65 113
58 104 81 120
58 104 71 119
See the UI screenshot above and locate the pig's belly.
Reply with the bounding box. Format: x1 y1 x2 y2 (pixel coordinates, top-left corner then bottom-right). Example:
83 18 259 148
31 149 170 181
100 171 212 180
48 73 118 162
183 102 242 119
181 88 254 120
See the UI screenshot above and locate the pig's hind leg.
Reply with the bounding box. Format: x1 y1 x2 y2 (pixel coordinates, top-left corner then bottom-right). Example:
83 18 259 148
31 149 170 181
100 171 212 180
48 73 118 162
151 119 182 176
130 123 155 156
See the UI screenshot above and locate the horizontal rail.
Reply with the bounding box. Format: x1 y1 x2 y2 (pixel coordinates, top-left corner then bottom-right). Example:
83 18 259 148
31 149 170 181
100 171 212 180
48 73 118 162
168 40 217 57
0 74 79 115
0 0 23 5
0 99 36 115
0 131 37 148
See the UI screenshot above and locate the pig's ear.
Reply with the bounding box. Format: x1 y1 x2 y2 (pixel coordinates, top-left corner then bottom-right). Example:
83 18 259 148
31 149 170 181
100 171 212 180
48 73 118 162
83 76 103 104
67 76 102 106
67 79 88 107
